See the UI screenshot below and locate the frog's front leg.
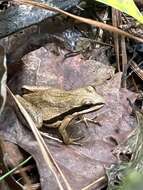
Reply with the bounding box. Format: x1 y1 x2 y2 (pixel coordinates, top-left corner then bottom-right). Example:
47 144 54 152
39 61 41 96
44 119 82 145
58 115 84 145
58 116 99 145
59 106 103 145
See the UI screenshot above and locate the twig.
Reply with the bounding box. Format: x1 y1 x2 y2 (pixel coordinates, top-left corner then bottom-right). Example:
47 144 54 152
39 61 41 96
112 8 120 72
81 176 107 190
13 0 143 43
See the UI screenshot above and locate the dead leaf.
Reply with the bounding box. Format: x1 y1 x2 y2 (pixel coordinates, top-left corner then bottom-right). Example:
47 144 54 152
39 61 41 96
0 72 137 190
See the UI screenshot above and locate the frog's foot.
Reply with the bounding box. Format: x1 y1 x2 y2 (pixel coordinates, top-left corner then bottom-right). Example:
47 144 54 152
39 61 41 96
64 136 84 146
76 115 101 128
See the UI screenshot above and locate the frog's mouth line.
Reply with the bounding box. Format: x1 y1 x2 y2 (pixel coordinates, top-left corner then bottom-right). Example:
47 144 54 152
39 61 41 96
44 102 104 124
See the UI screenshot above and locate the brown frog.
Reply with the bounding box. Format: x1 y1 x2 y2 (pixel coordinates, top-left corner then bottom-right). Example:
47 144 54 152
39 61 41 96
16 85 105 144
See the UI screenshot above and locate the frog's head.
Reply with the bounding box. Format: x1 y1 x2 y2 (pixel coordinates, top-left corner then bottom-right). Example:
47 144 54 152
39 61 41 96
81 86 105 109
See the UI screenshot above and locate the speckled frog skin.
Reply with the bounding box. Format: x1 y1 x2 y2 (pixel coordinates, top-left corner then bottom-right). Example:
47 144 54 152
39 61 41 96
16 85 104 144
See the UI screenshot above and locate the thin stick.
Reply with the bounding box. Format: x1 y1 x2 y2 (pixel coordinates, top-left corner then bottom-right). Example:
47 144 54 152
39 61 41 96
81 176 107 190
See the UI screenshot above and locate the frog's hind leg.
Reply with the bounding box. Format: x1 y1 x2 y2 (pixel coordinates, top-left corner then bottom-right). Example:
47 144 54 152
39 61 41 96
15 95 43 128
22 85 52 93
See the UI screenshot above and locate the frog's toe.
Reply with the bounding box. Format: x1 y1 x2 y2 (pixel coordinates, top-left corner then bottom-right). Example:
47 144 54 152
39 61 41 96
64 135 84 145
77 116 101 128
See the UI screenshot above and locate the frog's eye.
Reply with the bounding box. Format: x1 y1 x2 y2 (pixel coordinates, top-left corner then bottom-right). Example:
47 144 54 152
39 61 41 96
82 98 94 105
85 86 95 93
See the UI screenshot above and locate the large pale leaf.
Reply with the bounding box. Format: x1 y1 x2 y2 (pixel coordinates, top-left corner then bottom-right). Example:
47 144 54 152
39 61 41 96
0 46 7 115
96 0 143 24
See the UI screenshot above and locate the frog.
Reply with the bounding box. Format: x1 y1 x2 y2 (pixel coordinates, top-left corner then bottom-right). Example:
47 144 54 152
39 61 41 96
16 85 105 144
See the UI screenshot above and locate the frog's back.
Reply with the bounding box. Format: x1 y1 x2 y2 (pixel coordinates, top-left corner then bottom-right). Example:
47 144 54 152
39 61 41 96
23 86 103 121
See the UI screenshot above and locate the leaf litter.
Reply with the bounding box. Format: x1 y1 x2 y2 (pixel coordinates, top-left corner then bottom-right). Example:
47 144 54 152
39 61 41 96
0 1 142 190
0 42 137 190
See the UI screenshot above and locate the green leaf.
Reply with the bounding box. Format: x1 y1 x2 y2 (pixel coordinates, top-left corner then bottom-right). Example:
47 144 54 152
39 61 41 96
96 0 143 24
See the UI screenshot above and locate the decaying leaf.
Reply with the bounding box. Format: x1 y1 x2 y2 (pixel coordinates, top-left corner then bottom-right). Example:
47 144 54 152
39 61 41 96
0 72 137 190
13 0 143 43
0 2 141 189
0 0 79 38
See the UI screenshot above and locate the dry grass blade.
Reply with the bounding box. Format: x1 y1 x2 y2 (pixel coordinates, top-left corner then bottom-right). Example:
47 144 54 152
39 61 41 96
121 36 128 87
130 61 143 81
13 0 143 43
81 176 107 190
0 46 7 115
7 86 73 190
111 8 120 72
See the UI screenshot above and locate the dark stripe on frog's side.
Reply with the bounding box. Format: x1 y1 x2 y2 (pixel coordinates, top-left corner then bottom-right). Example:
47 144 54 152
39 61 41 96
21 85 104 126
43 103 103 124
